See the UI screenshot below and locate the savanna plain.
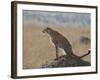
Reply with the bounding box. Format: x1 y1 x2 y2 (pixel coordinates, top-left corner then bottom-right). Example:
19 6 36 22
23 24 90 69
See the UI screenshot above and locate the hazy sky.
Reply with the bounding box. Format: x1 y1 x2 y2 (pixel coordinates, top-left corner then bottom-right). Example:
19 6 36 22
23 10 91 27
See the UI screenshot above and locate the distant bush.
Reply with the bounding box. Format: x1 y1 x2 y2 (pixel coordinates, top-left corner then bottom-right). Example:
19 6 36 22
80 36 90 44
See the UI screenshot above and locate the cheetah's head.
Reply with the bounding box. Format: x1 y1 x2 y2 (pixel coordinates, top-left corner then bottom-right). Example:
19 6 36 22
42 27 53 34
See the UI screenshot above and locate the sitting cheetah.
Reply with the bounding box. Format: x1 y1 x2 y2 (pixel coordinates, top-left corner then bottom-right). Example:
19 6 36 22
42 27 75 59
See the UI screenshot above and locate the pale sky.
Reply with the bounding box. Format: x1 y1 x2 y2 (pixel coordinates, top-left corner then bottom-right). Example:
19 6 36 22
23 10 91 27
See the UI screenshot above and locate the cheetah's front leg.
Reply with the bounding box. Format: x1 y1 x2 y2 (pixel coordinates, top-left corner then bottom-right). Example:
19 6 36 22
55 45 59 59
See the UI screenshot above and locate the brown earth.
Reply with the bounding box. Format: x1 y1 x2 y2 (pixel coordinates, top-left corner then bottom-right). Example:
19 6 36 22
23 24 90 69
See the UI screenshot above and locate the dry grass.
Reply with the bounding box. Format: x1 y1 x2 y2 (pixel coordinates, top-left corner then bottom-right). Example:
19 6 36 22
23 24 90 69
